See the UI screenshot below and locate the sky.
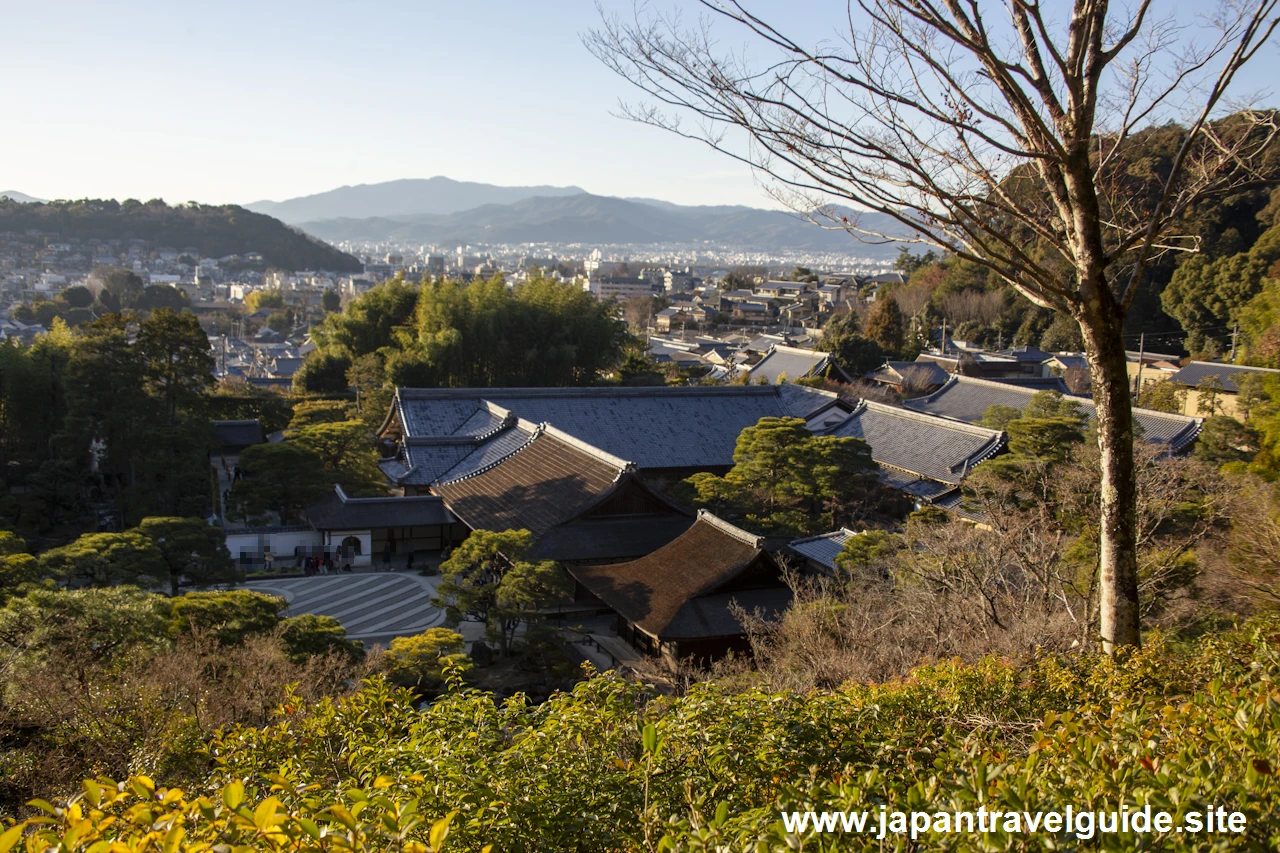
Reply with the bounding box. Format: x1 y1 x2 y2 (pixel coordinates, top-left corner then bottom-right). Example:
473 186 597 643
3 1 1277 210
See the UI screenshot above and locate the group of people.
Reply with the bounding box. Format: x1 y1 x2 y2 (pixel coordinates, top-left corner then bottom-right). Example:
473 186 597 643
293 546 353 576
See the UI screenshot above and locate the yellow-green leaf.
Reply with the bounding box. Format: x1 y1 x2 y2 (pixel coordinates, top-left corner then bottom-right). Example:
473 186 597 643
429 811 457 852
222 781 245 811
0 824 24 853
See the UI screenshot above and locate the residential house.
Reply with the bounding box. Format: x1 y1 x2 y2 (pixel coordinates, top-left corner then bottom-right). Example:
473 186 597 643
867 360 950 395
1164 361 1280 420
747 344 852 384
757 280 812 299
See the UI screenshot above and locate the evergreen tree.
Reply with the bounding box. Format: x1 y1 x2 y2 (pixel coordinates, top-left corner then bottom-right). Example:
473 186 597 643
864 298 905 355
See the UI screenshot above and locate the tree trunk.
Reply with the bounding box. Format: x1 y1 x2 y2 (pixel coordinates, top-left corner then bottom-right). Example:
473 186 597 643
1078 308 1142 651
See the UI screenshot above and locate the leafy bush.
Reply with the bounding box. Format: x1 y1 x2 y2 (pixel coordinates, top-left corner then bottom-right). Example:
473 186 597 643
383 628 472 690
13 617 1277 851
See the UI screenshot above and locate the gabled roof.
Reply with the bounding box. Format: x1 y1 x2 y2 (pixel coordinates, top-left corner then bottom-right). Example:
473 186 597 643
567 511 783 640
788 528 861 571
307 486 455 530
869 360 950 386
904 375 1202 451
383 385 845 473
433 425 633 536
748 345 849 384
825 400 1005 485
996 345 1053 363
1045 354 1089 371
1167 361 1280 393
268 357 305 377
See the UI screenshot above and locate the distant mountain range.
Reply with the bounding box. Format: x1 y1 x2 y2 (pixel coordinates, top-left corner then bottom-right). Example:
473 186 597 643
245 177 586 223
263 178 912 256
0 191 43 204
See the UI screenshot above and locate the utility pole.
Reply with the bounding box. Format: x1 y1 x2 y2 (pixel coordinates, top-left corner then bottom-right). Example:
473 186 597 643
941 318 947 355
1134 332 1145 400
1230 322 1240 363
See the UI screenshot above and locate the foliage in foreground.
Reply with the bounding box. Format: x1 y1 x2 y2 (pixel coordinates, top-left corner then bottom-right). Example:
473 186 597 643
7 617 1279 852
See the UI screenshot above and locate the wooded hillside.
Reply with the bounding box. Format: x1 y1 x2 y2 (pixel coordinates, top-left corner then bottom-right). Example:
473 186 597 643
0 199 362 272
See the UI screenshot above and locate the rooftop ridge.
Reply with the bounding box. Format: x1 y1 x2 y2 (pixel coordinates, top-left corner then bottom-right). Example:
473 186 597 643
405 435 482 446
213 418 261 425
331 484 445 505
433 424 542 486
769 344 824 357
857 398 1008 440
1186 360 1280 373
696 509 765 549
921 374 1201 424
788 527 860 545
397 385 782 399
541 423 636 474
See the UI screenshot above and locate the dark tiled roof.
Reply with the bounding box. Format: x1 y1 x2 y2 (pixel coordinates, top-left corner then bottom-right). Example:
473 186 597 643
996 345 1053 363
212 419 263 449
269 357 305 377
825 400 1005 485
870 361 950 386
775 382 845 420
568 512 781 639
749 345 842 383
388 386 837 471
984 376 1074 391
306 486 455 530
904 375 1203 452
1167 361 1280 393
433 423 537 484
391 441 479 486
433 427 630 536
788 528 861 570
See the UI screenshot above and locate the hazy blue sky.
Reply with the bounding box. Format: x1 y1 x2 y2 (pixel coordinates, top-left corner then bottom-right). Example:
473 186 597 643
3 1 1276 209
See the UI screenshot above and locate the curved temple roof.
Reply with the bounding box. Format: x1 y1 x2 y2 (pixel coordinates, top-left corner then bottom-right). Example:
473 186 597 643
903 375 1202 452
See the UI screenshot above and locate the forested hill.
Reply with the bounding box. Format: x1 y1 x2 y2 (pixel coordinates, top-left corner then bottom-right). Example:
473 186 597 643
0 198 362 272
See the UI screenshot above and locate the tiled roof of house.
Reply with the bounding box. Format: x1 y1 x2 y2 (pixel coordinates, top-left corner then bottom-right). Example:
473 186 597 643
748 345 844 384
788 528 861 571
904 375 1202 451
996 345 1053 363
870 360 951 386
568 511 782 640
825 400 1006 485
1167 361 1280 393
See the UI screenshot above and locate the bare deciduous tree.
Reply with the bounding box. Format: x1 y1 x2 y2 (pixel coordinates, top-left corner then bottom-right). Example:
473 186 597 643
588 0 1280 649
941 288 1005 325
